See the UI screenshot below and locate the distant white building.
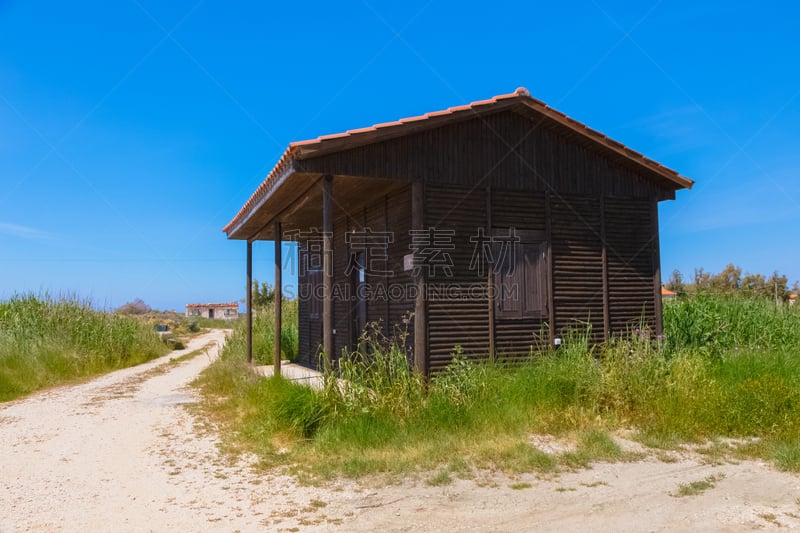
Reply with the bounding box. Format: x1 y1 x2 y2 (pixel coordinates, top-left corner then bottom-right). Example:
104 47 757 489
185 302 239 320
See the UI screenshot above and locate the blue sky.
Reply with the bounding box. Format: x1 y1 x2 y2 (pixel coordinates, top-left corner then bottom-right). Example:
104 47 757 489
2 0 799 311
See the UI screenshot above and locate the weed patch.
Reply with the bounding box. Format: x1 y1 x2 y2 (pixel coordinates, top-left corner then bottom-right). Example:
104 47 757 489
672 474 725 497
772 441 800 472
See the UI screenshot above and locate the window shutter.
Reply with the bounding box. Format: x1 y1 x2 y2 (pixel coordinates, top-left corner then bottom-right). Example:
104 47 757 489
523 241 547 316
493 235 548 320
494 240 524 318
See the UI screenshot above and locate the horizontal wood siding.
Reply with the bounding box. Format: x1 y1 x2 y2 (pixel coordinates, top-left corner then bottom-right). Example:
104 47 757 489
365 199 387 335
297 245 311 368
604 197 657 335
297 188 659 369
425 185 489 372
296 110 672 201
551 195 605 343
296 245 322 368
494 319 547 358
385 187 415 360
332 216 350 360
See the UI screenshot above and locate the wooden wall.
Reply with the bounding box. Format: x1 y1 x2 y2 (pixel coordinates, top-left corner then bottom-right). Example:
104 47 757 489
421 184 659 372
298 194 660 372
292 107 668 371
604 197 657 334
424 185 489 372
295 185 415 368
550 195 605 343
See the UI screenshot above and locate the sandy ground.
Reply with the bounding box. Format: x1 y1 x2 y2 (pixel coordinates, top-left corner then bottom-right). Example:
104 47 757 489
2 329 800 532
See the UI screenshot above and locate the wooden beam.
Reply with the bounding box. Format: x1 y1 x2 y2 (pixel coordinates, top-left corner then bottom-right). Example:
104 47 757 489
248 176 322 241
246 240 253 364
274 222 282 376
600 196 610 341
486 186 495 361
412 179 428 376
322 175 334 364
652 200 664 336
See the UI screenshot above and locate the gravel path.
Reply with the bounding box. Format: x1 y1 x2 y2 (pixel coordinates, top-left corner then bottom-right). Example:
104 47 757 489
0 330 267 531
2 330 800 532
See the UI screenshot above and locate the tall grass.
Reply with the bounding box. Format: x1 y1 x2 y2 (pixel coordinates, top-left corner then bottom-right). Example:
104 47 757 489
218 300 298 364
663 293 800 356
195 294 800 478
0 294 168 401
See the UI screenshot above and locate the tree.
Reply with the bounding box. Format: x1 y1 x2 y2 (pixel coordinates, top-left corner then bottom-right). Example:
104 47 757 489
741 272 767 297
252 280 275 309
666 269 686 296
117 298 150 315
693 267 712 294
710 263 741 293
765 271 789 303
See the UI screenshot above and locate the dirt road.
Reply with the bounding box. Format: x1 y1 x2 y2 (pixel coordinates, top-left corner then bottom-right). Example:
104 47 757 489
2 330 799 532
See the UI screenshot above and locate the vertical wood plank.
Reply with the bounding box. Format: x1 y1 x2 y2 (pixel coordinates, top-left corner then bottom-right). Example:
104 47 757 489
652 199 664 336
412 179 428 376
600 196 610 341
545 192 555 343
384 194 390 337
486 186 495 361
274 221 282 376
322 175 334 364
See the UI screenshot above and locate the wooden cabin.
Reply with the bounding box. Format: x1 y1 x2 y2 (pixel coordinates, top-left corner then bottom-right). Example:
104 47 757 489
223 88 693 374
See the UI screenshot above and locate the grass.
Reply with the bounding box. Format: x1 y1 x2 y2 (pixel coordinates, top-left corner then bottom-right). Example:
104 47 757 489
561 430 626 469
673 474 725 497
772 441 800 471
219 301 298 365
193 294 800 482
0 293 169 401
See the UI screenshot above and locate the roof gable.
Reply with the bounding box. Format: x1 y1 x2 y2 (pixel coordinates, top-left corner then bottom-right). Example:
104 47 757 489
224 88 693 237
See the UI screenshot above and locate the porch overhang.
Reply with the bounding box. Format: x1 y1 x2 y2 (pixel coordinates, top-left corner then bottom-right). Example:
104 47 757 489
224 167 406 241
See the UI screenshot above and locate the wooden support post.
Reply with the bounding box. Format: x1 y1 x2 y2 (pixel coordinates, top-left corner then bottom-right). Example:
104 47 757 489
246 240 253 364
600 196 610 341
652 200 664 336
412 180 428 376
274 222 282 376
545 192 555 344
322 176 334 364
486 187 495 361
